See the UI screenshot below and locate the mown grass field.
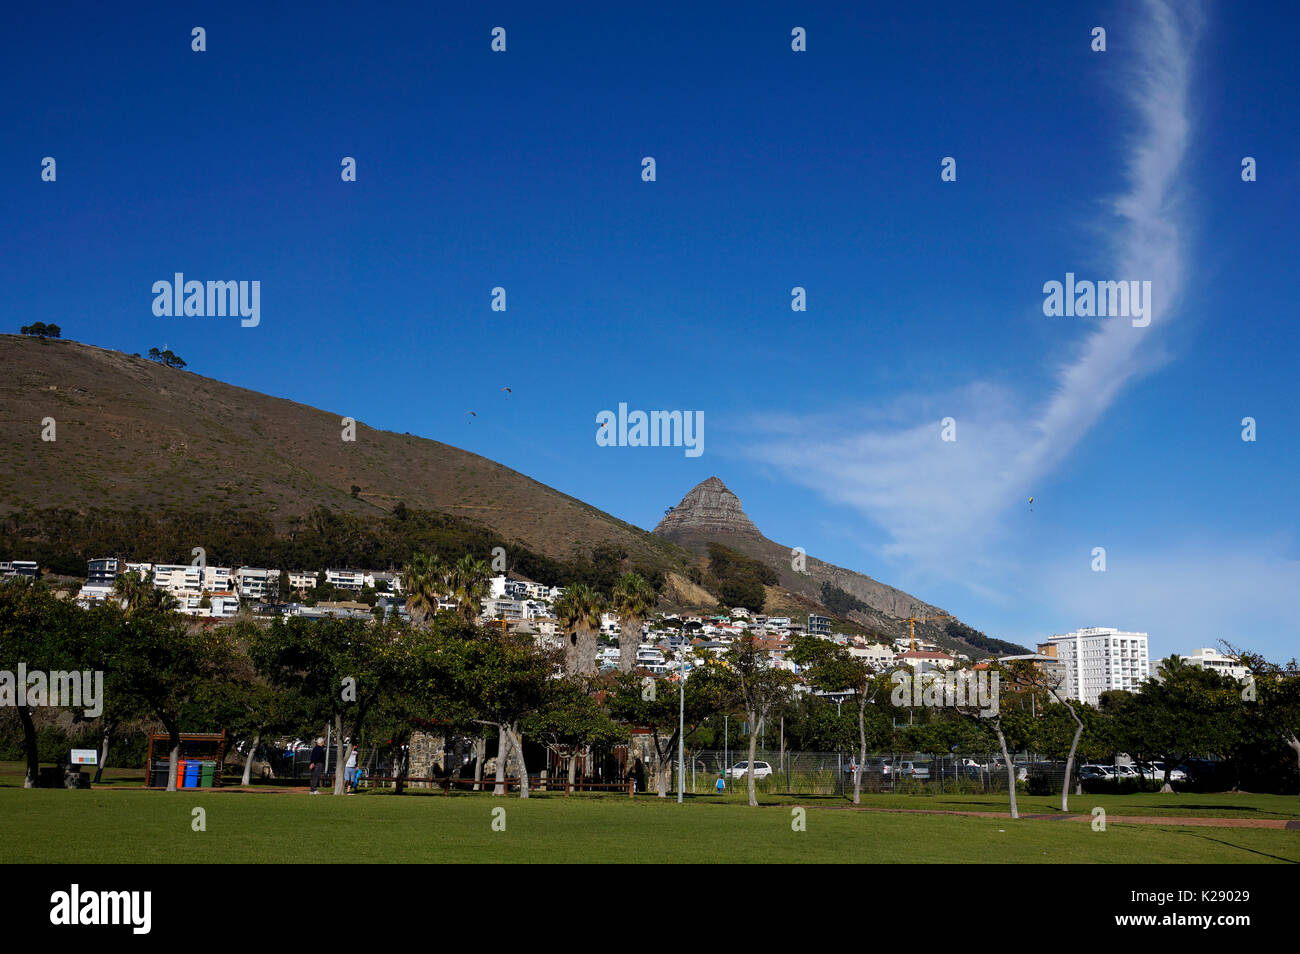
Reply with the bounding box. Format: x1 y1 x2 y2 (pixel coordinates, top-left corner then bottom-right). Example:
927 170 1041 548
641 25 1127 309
1 763 1297 864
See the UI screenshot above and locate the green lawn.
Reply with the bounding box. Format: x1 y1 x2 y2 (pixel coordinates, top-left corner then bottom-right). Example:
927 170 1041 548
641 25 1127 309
1 786 1298 864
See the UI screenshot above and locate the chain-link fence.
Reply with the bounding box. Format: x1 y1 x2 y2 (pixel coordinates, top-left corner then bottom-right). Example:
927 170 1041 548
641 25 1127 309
682 750 1043 796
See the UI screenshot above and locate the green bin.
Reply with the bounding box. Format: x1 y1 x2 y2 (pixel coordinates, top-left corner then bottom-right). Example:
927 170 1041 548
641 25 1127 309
199 761 216 787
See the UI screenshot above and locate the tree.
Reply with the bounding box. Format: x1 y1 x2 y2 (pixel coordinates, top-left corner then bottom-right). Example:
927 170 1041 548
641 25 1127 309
725 634 797 806
112 569 177 615
950 660 1037 819
250 616 408 795
607 665 733 797
19 322 61 338
450 554 491 623
524 676 623 791
611 572 658 673
0 580 93 787
1228 645 1300 802
553 583 604 676
1029 695 1102 805
147 347 186 369
1136 656 1241 792
1011 663 1088 811
788 635 888 804
400 552 446 626
422 627 553 797
99 606 238 792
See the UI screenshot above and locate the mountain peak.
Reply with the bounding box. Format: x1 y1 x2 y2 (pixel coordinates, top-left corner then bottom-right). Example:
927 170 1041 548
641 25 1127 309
654 476 761 539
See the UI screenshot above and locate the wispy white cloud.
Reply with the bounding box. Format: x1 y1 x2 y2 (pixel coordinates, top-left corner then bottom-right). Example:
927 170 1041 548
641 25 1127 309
746 0 1201 567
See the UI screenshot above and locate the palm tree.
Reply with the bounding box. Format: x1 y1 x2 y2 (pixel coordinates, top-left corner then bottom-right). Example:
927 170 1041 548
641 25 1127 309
451 554 491 624
400 552 446 625
112 569 176 615
554 583 605 676
612 572 658 673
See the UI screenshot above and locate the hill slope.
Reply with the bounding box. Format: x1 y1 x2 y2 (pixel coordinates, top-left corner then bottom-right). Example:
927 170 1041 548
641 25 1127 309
0 336 684 570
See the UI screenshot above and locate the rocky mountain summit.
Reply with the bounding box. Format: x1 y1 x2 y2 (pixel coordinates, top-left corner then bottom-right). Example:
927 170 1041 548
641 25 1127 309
655 476 957 640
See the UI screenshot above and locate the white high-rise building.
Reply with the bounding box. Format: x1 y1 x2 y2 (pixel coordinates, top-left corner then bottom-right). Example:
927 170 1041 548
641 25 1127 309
1038 627 1150 706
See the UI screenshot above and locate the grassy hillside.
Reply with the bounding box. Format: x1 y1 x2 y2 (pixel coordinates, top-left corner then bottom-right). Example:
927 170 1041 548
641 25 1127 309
0 336 689 574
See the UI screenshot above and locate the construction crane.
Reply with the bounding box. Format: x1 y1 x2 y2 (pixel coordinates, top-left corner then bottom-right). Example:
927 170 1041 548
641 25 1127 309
902 612 954 652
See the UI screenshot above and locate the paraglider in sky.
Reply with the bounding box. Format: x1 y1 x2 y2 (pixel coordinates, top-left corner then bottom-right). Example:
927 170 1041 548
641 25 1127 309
465 411 477 422
1028 496 1035 512
501 387 511 395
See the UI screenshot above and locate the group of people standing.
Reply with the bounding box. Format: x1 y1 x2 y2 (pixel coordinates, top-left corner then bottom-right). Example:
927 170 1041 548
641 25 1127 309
308 738 363 795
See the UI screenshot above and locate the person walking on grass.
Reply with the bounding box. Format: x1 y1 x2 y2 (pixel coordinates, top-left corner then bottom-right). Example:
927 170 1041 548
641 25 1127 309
309 737 326 794
345 744 359 794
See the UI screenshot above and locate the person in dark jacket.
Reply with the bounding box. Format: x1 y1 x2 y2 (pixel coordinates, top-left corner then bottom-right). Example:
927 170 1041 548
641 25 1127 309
309 738 326 794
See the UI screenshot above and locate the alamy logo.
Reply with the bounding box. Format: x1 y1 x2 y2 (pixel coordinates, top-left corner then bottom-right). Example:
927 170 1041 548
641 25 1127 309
890 669 999 717
596 403 703 458
152 273 260 327
50 885 151 934
0 665 103 717
1042 272 1151 327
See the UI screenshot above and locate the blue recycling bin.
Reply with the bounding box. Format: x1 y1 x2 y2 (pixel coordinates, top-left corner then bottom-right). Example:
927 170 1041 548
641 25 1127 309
183 762 201 788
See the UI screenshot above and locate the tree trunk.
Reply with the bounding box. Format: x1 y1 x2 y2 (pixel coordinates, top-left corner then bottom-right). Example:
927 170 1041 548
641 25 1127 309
507 725 529 799
242 732 259 786
165 723 181 792
333 715 349 795
493 726 506 796
619 618 639 673
995 725 1017 819
17 705 38 788
1160 762 1174 794
1286 733 1300 807
577 626 598 676
93 723 113 784
563 630 580 676
473 733 486 791
746 709 760 807
1060 700 1084 812
654 739 673 798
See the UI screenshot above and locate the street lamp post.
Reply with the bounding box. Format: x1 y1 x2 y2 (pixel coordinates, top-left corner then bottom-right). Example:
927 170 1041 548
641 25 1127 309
836 697 843 796
677 654 685 804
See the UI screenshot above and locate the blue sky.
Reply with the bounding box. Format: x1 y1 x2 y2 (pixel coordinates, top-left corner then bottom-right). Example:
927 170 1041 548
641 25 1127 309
2 1 1297 660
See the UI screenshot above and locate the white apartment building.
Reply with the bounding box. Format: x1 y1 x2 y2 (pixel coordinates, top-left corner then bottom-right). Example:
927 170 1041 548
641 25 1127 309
848 643 897 668
0 560 39 579
235 566 272 600
288 571 317 593
150 564 200 595
177 592 240 619
1039 627 1150 706
1154 647 1248 682
484 598 525 621
206 566 233 592
326 568 366 592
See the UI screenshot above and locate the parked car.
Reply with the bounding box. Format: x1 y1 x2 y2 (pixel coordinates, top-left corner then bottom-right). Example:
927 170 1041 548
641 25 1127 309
1114 764 1139 779
728 761 773 780
991 760 1029 782
1148 762 1187 782
1078 765 1111 781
